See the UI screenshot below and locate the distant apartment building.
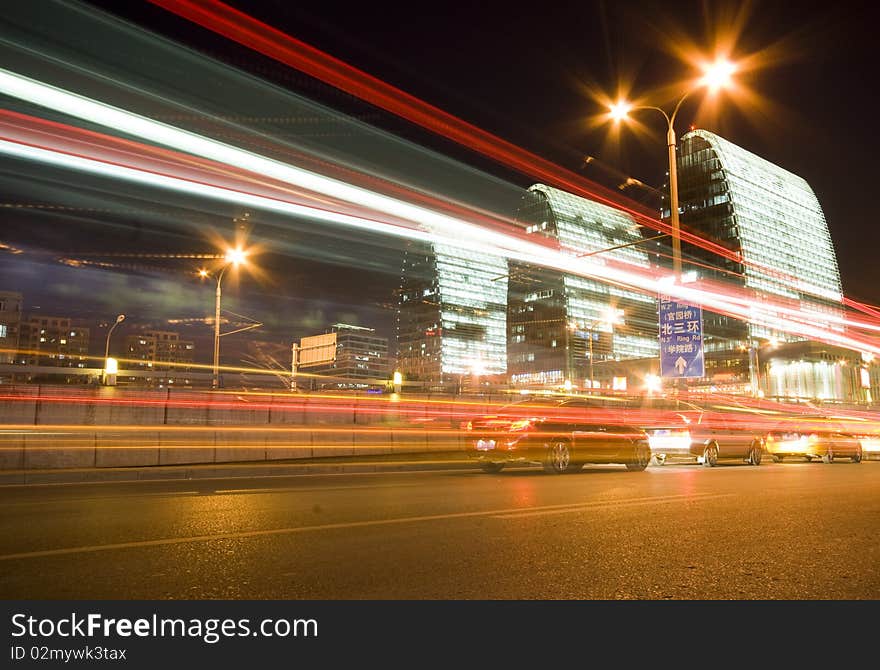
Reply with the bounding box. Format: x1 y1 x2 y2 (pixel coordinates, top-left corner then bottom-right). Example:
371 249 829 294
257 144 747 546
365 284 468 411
0 291 23 365
296 323 389 390
124 330 194 387
16 315 90 382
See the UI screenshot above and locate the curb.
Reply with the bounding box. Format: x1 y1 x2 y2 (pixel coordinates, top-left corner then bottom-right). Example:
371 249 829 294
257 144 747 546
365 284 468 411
0 457 479 487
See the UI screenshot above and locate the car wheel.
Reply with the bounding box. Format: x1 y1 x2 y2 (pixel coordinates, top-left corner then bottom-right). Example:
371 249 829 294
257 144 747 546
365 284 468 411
772 454 784 463
748 442 763 466
803 455 813 462
479 462 505 473
702 443 719 468
822 448 834 464
543 440 574 474
626 441 651 472
852 449 862 464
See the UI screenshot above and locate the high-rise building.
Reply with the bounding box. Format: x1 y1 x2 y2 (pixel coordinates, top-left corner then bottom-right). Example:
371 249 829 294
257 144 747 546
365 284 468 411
507 184 659 390
675 129 844 395
297 323 389 390
0 291 22 367
124 330 194 386
396 241 507 389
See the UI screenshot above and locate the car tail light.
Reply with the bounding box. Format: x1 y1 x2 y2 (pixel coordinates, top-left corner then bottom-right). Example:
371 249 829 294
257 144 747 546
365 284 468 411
647 429 691 452
767 431 806 452
858 435 880 453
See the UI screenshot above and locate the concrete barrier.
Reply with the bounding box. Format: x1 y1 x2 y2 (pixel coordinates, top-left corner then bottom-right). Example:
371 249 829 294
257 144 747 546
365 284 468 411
95 430 161 468
353 428 395 456
0 385 39 425
0 430 25 469
35 389 98 426
24 429 96 469
264 428 312 461
266 394 309 425
214 428 268 463
0 385 506 469
158 429 214 466
311 428 355 458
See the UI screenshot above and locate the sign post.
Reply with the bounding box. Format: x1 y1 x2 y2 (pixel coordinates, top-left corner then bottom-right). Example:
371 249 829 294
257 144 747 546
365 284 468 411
659 296 704 382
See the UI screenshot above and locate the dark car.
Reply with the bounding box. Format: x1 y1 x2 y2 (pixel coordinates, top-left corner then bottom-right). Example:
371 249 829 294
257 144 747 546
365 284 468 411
635 396 767 467
466 396 651 474
766 415 863 463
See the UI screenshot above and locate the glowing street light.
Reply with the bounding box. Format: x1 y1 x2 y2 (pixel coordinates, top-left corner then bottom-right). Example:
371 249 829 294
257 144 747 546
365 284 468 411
606 56 738 280
608 100 633 123
201 245 252 390
700 58 737 92
103 313 125 386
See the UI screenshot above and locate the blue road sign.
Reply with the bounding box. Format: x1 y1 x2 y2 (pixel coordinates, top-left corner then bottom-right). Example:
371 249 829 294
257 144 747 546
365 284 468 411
659 296 704 378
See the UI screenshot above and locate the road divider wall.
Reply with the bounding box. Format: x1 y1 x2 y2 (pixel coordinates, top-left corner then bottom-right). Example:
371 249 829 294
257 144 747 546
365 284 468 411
0 385 515 469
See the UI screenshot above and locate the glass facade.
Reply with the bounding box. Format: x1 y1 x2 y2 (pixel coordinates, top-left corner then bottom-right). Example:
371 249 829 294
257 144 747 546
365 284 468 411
396 241 507 387
676 130 844 392
508 184 658 388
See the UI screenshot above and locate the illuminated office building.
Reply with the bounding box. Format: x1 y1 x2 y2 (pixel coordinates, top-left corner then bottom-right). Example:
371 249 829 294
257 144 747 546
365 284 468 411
297 323 389 390
508 184 659 390
675 129 844 395
396 242 507 388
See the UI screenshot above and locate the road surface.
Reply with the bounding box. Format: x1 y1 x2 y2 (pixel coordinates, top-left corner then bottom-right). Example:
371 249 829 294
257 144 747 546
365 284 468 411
2 459 878 599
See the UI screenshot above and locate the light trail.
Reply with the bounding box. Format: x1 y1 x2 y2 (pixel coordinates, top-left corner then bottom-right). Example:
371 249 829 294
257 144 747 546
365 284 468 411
145 0 831 293
1 71 879 353
0 126 877 356
145 0 880 327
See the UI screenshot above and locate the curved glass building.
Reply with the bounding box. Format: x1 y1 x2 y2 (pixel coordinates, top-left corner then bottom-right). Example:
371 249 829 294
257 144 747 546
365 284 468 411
508 184 659 389
677 129 844 393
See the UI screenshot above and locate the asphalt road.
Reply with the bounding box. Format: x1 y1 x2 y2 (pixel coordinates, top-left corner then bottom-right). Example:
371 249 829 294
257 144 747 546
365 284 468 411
1 458 879 599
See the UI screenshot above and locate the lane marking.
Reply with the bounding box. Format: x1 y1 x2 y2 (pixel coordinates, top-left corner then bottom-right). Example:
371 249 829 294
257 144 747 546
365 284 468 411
214 481 431 494
0 492 734 562
493 493 730 518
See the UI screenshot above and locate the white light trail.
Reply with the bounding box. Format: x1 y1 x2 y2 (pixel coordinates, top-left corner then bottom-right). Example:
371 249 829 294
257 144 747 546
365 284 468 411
0 68 878 354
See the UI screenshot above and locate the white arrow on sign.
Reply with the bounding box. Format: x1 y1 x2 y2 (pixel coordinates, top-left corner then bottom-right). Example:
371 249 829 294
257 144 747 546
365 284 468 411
674 356 688 374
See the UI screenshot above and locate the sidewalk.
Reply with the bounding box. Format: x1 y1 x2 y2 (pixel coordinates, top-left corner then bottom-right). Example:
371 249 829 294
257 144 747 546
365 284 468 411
0 451 477 486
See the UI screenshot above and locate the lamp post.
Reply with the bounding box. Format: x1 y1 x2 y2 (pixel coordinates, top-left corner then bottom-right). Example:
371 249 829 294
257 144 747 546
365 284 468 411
608 57 737 280
103 313 125 386
201 247 248 390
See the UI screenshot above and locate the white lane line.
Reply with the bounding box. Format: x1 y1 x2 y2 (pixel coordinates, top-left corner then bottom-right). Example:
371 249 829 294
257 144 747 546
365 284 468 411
493 493 730 519
0 492 735 562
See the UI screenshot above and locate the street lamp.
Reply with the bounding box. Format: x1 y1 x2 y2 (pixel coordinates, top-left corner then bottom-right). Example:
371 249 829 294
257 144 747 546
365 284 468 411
608 57 738 280
103 313 125 386
200 247 248 390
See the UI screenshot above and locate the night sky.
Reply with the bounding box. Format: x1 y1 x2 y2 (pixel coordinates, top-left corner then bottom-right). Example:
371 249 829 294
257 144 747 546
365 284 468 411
2 0 879 365
212 0 879 301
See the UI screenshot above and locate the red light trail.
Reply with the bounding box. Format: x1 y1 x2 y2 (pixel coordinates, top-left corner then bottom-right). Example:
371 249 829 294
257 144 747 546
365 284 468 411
146 0 880 327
